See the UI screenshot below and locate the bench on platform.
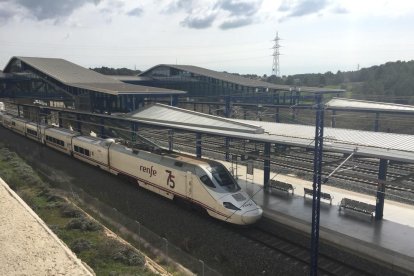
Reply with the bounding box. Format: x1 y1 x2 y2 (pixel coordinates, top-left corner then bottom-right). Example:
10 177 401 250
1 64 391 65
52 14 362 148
269 180 295 195
303 187 333 205
339 198 375 219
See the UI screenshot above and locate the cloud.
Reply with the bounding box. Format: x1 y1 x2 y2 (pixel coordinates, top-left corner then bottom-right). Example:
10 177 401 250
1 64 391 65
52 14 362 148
219 17 253 29
15 0 100 21
279 0 329 18
216 0 261 17
0 7 15 22
127 7 143 17
163 0 194 14
180 13 216 29
0 0 101 22
332 5 348 14
172 0 262 30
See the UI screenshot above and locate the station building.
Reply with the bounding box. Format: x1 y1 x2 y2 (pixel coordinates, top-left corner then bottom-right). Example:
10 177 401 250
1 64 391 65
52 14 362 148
0 57 184 113
121 64 344 105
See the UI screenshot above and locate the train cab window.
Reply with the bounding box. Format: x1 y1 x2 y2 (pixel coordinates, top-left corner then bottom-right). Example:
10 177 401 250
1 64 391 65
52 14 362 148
208 164 241 193
200 175 215 188
74 145 79 152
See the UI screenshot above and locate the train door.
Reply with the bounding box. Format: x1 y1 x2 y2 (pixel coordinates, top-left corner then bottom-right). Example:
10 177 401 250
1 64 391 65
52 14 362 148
185 171 193 198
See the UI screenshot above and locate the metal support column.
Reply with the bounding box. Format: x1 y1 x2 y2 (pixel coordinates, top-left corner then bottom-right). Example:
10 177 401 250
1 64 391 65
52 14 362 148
168 129 174 151
106 96 113 115
331 110 336 128
374 112 380 132
225 96 231 118
310 94 325 276
171 95 178 107
263 142 271 190
224 137 230 161
17 105 21 117
100 118 105 138
131 122 138 143
196 133 202 158
375 159 388 220
275 107 280 123
76 114 82 132
58 112 62 128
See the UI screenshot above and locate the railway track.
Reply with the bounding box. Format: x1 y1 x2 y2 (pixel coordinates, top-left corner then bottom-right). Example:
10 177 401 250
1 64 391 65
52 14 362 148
236 226 373 276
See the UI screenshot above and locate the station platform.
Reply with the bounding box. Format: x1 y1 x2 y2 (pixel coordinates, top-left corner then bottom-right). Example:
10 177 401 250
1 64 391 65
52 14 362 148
0 178 94 276
224 162 414 274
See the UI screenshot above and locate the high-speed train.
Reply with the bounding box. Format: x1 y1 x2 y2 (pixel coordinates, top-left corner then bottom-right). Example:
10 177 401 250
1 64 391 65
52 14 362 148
0 112 263 225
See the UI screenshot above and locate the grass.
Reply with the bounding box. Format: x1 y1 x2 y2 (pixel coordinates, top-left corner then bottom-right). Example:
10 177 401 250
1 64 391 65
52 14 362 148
0 145 156 276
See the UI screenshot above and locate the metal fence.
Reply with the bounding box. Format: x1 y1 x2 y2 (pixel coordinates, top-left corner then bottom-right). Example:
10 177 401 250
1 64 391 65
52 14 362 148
64 184 221 276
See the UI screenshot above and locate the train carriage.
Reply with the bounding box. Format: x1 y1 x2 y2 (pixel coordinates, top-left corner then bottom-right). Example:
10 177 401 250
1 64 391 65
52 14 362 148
10 117 27 135
25 122 49 143
71 136 112 170
44 128 79 154
108 144 262 224
0 113 13 129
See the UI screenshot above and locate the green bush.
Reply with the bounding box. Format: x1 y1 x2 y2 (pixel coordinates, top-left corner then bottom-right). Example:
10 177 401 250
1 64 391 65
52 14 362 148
71 238 93 253
112 247 145 266
97 239 145 267
66 217 102 231
60 203 83 218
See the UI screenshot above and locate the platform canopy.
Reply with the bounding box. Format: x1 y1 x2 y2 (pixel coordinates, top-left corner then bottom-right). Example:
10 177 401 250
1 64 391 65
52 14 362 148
326 98 414 113
128 103 414 163
3 57 185 96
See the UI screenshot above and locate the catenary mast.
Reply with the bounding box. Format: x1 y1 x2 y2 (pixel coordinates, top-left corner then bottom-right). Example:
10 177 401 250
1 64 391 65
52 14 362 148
271 32 281 77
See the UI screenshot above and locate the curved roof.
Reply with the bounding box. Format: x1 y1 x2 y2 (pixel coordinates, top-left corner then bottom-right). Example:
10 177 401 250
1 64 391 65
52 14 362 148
140 64 345 94
3 57 185 96
128 103 414 163
129 103 264 134
326 98 414 113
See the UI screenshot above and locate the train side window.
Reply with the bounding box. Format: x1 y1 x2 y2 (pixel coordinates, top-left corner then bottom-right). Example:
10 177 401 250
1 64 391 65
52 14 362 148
200 175 215 188
74 145 79 152
79 148 85 155
12 122 15 126
174 161 183 167
85 149 90 156
27 129 37 136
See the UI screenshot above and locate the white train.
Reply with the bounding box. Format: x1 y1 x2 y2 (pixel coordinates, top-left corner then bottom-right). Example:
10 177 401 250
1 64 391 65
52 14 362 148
0 112 263 225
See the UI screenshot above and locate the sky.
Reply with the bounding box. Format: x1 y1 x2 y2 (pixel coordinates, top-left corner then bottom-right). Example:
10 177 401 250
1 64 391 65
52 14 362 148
0 0 413 76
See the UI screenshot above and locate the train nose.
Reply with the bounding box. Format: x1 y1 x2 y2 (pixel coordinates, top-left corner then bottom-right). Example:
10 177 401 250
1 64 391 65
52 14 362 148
241 207 263 224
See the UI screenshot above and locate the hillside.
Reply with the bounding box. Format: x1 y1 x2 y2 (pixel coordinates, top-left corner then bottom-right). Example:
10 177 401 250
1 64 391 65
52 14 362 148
262 60 414 105
91 67 141 76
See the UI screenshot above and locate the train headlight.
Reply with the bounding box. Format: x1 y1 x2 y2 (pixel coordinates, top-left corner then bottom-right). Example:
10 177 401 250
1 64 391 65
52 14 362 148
223 202 241 211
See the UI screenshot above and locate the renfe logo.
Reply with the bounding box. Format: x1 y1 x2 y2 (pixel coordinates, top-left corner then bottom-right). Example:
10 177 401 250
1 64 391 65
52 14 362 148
140 165 157 177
